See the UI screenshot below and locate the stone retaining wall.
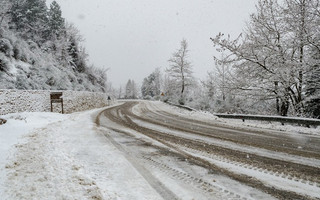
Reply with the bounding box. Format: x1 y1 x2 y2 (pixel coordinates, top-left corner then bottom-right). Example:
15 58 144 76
0 89 111 115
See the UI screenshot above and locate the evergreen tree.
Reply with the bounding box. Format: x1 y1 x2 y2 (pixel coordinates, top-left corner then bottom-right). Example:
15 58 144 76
141 78 149 98
65 24 88 73
48 1 65 38
25 0 49 41
141 68 161 99
9 0 27 31
10 0 49 43
125 79 137 99
67 36 79 67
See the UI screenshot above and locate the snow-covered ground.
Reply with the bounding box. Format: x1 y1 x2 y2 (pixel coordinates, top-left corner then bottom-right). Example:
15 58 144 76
0 107 162 199
0 112 68 198
0 100 319 199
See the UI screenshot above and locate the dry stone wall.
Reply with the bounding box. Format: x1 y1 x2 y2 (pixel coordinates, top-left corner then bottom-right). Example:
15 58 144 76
0 89 111 115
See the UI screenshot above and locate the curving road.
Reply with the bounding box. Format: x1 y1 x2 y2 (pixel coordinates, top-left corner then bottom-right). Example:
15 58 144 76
97 101 320 200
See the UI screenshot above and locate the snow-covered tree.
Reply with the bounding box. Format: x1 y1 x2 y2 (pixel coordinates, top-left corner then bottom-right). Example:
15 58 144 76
305 64 320 118
141 68 162 99
167 39 194 104
0 0 11 27
214 55 234 102
202 71 216 99
65 24 88 73
125 79 138 99
9 0 26 31
201 55 238 113
281 0 320 115
10 0 49 43
48 1 65 38
305 32 320 118
118 86 123 99
211 0 320 116
162 74 176 102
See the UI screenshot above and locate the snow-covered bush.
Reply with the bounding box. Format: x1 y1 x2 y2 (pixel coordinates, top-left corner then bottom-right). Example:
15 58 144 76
143 95 152 100
0 53 9 72
0 38 13 57
178 97 185 105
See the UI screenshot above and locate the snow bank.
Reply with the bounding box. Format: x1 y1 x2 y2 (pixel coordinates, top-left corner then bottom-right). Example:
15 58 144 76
0 89 111 115
1 107 162 199
0 112 68 199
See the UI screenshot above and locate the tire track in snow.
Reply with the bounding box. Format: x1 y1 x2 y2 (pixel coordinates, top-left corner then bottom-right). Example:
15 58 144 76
99 119 267 199
142 156 249 200
168 142 320 196
100 128 179 200
100 101 319 200
138 102 320 159
130 102 320 183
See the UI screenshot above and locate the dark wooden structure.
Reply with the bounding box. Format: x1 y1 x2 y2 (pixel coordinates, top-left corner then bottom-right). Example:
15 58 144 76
50 92 64 114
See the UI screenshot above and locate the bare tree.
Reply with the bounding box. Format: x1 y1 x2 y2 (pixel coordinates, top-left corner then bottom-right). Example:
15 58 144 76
214 54 234 102
202 71 216 99
166 39 193 104
211 0 320 116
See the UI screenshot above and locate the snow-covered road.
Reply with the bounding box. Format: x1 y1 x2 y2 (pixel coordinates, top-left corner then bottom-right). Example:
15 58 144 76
1 100 319 199
99 101 320 200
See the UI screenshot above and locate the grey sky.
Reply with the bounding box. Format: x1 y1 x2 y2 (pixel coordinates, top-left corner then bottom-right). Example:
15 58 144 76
48 0 258 88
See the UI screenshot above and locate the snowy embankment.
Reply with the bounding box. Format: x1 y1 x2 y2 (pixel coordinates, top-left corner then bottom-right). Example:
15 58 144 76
0 106 162 200
0 112 68 198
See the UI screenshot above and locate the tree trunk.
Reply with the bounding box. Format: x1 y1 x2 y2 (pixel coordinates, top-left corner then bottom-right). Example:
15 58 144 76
181 69 185 95
280 98 289 116
275 81 280 115
297 0 305 115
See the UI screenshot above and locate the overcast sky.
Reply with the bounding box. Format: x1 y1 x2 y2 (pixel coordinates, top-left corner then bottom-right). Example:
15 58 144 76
47 0 258 88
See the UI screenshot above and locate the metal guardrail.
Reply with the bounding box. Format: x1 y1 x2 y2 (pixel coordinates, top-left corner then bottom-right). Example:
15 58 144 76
214 113 320 127
164 101 320 127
